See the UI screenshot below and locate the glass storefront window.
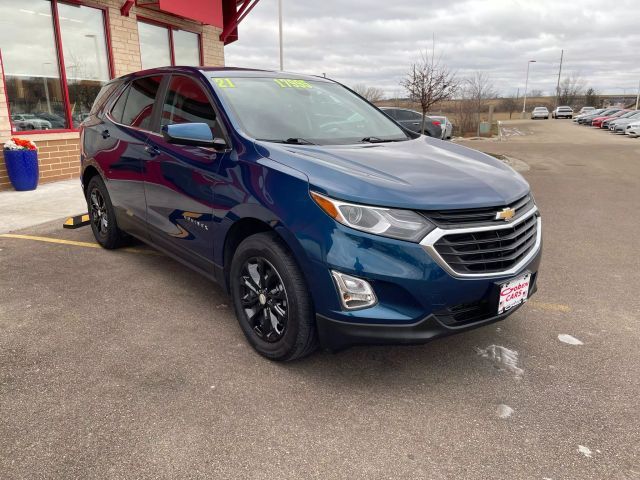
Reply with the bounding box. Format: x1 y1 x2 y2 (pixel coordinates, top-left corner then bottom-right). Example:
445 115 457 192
0 0 68 130
173 30 200 66
138 21 171 70
58 2 111 128
138 21 202 70
0 0 111 132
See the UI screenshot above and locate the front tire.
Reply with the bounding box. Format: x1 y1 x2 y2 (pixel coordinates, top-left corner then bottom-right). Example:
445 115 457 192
230 232 318 361
86 175 127 249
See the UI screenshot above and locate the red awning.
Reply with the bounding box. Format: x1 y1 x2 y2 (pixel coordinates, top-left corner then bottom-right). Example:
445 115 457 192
155 0 223 28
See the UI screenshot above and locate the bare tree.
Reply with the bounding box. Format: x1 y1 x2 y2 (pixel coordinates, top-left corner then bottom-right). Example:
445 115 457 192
400 50 457 134
351 84 385 103
558 73 586 106
464 72 496 135
499 96 519 119
529 89 544 98
584 87 599 107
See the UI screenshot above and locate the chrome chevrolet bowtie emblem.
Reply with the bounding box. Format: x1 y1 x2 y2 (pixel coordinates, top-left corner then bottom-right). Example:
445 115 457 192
496 207 516 221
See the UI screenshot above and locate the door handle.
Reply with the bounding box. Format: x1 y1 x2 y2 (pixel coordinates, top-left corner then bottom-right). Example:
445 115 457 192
145 145 160 157
101 129 110 139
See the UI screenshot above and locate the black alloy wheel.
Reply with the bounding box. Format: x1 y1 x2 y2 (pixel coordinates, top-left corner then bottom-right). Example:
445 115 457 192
229 232 318 361
239 256 289 343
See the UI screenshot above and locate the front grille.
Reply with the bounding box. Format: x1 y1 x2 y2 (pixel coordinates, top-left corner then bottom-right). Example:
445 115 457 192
433 212 539 274
421 194 534 228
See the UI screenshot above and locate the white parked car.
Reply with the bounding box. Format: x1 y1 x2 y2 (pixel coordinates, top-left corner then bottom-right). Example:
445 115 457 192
552 106 573 119
531 107 549 119
625 121 640 138
579 106 596 115
429 115 453 139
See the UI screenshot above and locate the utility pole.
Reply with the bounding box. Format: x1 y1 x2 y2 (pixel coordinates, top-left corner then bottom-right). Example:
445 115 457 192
636 79 640 110
555 49 563 108
278 0 283 70
522 60 536 118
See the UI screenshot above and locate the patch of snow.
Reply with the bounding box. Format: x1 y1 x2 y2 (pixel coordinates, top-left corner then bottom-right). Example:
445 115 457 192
558 334 583 345
496 404 514 419
476 345 524 378
578 445 593 458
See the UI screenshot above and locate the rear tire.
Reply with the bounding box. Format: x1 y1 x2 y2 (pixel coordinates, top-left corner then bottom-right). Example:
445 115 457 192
230 232 318 361
86 175 128 249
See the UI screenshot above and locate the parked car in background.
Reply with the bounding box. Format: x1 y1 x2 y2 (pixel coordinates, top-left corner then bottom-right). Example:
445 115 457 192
577 108 621 125
625 121 640 137
531 107 549 119
380 107 443 138
34 112 67 129
428 115 453 139
605 111 640 132
80 67 541 360
574 108 605 123
592 110 629 129
579 107 596 115
552 106 573 119
11 113 52 131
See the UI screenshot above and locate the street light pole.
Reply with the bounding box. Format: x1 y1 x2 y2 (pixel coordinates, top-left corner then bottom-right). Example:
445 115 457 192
522 60 536 118
278 0 283 70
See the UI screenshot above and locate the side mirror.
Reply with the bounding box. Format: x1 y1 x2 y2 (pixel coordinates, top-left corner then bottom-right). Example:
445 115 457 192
162 123 227 150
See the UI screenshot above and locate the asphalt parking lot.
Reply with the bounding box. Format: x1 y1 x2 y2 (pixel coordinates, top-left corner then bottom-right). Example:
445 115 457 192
1 119 639 479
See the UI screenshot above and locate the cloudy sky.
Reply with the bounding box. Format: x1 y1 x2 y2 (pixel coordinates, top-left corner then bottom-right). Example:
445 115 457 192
226 0 640 98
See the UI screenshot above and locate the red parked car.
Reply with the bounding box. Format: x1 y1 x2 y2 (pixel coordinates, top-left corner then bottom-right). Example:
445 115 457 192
592 110 629 128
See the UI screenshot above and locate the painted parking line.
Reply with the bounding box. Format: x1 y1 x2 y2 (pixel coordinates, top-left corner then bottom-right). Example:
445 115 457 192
0 233 160 256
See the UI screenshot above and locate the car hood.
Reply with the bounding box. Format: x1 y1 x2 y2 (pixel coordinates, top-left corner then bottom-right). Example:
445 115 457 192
255 136 529 210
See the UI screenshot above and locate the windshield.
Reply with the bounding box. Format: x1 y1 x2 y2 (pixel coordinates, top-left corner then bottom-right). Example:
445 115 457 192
210 76 411 145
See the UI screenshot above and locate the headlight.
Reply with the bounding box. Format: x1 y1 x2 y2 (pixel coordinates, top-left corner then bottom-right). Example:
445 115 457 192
310 191 434 242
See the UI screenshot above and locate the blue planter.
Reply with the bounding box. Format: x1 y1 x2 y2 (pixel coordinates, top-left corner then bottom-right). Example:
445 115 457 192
4 149 39 191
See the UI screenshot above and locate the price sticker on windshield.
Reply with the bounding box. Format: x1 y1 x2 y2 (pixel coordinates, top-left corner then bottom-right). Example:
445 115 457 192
274 78 312 89
213 78 236 88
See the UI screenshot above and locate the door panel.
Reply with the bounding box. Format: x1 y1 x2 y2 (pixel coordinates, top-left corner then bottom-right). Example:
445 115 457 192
95 76 163 238
144 75 225 268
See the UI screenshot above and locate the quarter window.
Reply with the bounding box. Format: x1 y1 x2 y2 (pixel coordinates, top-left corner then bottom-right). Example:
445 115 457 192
121 76 162 130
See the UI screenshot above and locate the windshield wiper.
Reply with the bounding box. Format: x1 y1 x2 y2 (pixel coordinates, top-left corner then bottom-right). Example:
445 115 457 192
257 137 317 145
360 136 397 143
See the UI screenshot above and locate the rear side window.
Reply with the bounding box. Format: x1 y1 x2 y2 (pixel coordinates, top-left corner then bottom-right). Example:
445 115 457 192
396 110 421 121
161 75 223 138
382 109 397 119
121 76 163 130
109 85 129 123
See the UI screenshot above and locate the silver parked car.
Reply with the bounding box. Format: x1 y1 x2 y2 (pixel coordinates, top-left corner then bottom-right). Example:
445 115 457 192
531 107 549 119
578 106 596 115
625 121 640 138
11 113 52 131
552 106 573 119
609 111 640 134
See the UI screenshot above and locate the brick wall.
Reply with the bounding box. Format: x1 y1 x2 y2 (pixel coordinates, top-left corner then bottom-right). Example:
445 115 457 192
0 0 225 191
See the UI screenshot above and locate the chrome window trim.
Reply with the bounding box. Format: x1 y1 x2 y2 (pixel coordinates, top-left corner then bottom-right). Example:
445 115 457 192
420 206 541 279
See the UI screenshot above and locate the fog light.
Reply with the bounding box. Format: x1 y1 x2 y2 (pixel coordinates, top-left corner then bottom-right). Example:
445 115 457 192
331 271 377 310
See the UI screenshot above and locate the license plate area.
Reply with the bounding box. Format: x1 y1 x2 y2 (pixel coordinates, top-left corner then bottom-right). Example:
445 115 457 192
497 273 531 314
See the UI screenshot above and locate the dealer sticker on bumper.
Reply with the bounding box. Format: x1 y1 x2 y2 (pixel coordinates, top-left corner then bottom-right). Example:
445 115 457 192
498 273 531 314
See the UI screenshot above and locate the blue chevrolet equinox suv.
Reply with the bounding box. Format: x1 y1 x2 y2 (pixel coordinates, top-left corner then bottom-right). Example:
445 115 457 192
80 67 542 360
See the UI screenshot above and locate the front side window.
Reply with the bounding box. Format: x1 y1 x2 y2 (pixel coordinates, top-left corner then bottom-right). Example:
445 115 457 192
161 75 222 137
212 77 410 145
0 0 67 130
121 76 162 129
58 2 111 128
